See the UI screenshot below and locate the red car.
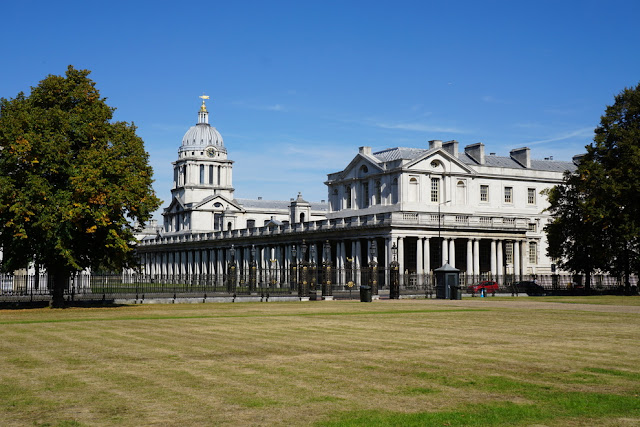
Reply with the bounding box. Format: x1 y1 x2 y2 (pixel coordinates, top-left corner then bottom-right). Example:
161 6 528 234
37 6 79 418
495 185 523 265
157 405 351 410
467 281 499 295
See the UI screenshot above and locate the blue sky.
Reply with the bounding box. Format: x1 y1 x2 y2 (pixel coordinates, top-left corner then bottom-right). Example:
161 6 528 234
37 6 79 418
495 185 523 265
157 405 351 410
2 0 639 221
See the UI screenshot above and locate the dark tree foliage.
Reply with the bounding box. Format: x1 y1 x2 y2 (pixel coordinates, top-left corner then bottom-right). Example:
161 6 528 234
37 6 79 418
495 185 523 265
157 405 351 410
545 83 640 294
0 66 161 307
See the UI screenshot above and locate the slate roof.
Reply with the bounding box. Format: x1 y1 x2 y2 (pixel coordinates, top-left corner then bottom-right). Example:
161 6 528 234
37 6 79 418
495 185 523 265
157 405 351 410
373 147 577 173
235 198 328 211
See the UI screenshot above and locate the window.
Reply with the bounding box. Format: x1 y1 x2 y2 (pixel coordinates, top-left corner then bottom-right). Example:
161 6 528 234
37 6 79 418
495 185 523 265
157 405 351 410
246 219 255 229
431 178 440 203
209 165 214 184
529 242 537 264
375 181 382 205
528 188 536 204
345 185 352 209
199 165 205 184
505 242 514 264
504 187 513 203
362 182 369 208
480 185 489 202
528 223 537 232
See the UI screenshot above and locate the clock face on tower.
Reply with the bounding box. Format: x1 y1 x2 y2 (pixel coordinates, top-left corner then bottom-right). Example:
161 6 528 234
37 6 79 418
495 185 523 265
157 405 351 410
206 146 216 158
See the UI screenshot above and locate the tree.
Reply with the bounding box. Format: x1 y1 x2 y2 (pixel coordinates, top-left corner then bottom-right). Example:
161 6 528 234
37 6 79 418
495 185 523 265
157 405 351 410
0 66 161 307
543 171 607 293
545 83 640 294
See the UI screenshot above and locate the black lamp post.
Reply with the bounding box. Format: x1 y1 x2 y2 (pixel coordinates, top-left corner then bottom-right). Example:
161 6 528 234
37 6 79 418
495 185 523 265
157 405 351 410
369 240 378 296
390 242 400 299
290 245 297 291
438 200 451 266
322 240 332 298
299 240 309 298
249 245 257 293
227 244 237 293
310 244 317 297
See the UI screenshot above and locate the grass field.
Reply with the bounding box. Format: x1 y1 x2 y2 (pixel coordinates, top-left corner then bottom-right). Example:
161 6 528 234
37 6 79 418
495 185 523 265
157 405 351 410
0 296 639 426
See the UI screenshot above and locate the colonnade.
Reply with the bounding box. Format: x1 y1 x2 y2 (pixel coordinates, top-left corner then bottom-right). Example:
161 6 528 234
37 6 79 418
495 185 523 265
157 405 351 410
139 234 531 284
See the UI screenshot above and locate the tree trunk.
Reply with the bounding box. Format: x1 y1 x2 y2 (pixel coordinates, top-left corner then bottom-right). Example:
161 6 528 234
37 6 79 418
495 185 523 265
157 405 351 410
49 270 68 308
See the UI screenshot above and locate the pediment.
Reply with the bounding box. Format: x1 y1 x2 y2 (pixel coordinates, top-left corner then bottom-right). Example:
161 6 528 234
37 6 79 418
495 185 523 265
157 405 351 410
164 197 185 213
339 153 384 180
405 149 475 175
193 194 244 212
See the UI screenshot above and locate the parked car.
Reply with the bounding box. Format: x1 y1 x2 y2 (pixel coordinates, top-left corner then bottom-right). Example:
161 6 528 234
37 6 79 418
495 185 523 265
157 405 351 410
512 281 546 296
467 281 499 295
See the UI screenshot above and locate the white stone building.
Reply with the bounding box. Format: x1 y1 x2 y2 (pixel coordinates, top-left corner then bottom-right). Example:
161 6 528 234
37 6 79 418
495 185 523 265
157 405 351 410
162 97 327 235
137 98 578 284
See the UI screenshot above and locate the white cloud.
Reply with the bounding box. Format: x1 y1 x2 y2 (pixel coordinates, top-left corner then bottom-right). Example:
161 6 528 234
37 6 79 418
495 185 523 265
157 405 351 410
526 127 594 145
374 122 470 134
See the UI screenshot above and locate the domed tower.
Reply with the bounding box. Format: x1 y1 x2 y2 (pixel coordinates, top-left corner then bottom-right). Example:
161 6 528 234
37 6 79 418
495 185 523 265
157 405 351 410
171 95 234 204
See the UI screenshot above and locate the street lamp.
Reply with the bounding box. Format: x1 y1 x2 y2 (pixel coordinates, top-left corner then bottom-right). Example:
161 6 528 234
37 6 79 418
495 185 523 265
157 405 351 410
438 199 452 265
390 242 400 299
309 244 317 295
322 240 332 299
227 244 237 293
299 240 309 298
290 245 297 291
249 245 257 293
368 240 378 296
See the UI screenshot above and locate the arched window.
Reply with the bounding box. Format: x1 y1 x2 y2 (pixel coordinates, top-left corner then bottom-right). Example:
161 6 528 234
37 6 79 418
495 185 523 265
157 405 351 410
300 212 305 223
227 222 232 231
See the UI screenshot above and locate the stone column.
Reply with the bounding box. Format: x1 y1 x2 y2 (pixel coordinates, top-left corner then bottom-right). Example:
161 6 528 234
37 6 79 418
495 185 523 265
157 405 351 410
466 239 473 281
449 239 456 267
490 240 497 277
514 240 521 279
497 240 504 280
416 238 423 286
423 237 430 274
473 239 480 279
441 238 448 267
397 236 405 275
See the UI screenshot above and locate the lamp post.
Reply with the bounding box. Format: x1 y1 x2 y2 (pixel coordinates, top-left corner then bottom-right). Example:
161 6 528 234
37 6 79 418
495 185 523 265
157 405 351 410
249 245 257 293
299 240 309 299
390 242 400 299
309 244 317 299
227 244 237 293
368 240 378 296
438 199 452 266
322 240 332 299
290 245 297 291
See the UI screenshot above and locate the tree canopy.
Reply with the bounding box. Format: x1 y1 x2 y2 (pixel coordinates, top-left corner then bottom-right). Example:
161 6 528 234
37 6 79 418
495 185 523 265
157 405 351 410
0 66 161 306
545 83 640 293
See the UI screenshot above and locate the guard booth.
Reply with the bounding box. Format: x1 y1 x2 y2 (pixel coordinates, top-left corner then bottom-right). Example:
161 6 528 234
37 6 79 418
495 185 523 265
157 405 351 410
435 263 461 300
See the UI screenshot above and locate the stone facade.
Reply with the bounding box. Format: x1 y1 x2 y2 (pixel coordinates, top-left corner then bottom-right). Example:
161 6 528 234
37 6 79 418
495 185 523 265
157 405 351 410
137 99 578 283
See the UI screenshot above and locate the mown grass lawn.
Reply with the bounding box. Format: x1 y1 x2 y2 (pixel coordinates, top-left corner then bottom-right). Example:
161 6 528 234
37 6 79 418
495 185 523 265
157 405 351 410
0 296 638 426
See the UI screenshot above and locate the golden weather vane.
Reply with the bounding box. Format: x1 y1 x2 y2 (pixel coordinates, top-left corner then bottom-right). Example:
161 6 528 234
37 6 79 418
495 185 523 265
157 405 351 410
199 94 210 112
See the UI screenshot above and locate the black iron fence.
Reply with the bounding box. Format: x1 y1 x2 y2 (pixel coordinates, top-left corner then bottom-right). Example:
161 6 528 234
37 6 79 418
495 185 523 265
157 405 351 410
0 269 636 303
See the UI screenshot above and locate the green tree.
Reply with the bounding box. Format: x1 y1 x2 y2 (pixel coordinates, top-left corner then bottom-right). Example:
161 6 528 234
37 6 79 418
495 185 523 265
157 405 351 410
545 83 640 294
0 66 161 307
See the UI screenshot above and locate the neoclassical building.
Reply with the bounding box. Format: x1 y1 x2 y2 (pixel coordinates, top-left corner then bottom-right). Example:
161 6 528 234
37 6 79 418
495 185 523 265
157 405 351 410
137 97 577 284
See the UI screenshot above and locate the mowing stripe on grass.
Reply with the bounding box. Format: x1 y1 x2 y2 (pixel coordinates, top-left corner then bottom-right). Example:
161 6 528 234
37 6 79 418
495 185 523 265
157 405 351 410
0 307 487 325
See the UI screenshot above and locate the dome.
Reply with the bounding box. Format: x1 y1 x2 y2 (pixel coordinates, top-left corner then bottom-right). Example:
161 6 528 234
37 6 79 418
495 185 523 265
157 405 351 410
180 96 225 151
181 123 224 149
